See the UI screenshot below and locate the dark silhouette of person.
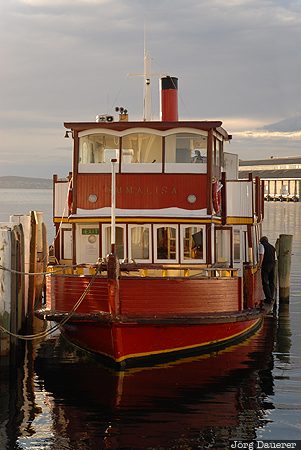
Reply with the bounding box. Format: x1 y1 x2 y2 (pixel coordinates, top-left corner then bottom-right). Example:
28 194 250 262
259 236 277 303
191 150 203 163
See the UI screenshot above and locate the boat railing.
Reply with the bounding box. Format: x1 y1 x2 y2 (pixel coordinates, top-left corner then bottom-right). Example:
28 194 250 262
47 263 239 279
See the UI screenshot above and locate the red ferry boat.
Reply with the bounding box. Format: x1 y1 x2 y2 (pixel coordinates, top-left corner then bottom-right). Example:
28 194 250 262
36 73 270 368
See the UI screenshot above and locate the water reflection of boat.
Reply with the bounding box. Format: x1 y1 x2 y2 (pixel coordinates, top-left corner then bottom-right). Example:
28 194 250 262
34 317 276 449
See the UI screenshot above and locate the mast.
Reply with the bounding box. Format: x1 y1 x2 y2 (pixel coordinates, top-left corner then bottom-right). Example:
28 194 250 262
128 28 162 120
143 42 152 121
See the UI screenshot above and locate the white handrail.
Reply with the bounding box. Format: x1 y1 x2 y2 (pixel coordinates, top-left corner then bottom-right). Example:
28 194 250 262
111 158 117 253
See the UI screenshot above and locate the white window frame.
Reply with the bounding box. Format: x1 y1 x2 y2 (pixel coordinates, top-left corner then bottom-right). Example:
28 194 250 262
128 224 152 263
180 224 206 264
164 131 208 174
154 224 179 263
62 227 72 260
102 224 126 260
78 131 120 173
76 224 100 265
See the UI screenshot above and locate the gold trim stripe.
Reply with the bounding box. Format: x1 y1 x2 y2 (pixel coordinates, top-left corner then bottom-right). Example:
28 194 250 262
55 216 260 225
54 217 222 224
226 217 254 224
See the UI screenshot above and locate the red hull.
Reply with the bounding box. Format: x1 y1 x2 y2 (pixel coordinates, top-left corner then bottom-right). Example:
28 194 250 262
60 315 262 367
38 271 266 367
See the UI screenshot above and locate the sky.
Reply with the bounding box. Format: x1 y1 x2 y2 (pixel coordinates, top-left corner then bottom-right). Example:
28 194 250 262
1 0 301 178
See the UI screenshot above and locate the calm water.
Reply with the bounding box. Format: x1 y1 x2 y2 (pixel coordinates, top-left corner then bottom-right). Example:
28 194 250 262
0 193 301 449
0 188 54 242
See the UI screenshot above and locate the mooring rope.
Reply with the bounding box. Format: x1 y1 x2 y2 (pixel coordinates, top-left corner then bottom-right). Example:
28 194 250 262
0 263 87 276
0 270 98 341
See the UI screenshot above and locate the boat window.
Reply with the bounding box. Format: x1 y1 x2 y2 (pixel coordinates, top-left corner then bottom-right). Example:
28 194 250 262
128 225 151 262
252 226 259 266
180 225 206 263
79 134 120 172
121 133 162 172
214 138 222 173
242 230 249 263
154 225 178 262
233 229 241 262
102 225 125 260
165 133 207 173
61 228 72 260
215 228 232 267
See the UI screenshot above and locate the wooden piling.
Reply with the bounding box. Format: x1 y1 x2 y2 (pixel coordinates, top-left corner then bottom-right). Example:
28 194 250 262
0 226 12 357
278 234 293 303
27 211 38 331
274 238 279 299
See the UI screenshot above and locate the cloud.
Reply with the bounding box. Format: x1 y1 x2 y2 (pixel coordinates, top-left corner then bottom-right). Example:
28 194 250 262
1 0 301 175
20 0 109 5
234 130 301 140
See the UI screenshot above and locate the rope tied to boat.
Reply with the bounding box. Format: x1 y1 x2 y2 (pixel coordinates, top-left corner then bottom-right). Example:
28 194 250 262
0 263 101 341
0 263 90 276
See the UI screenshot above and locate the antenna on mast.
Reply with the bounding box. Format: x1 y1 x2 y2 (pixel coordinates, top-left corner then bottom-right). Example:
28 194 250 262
128 26 163 121
143 29 152 121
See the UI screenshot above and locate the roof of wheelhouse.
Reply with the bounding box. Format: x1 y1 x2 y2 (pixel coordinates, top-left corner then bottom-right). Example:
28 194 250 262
64 120 231 140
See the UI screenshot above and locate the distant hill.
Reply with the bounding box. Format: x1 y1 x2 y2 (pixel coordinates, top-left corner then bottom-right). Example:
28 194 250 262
262 114 301 132
0 176 52 189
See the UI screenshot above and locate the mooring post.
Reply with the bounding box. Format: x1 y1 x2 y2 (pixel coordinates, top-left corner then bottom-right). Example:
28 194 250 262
28 211 38 331
274 238 279 301
278 234 293 303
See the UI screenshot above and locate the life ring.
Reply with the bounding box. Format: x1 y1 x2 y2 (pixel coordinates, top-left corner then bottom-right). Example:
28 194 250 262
67 187 73 212
212 177 221 214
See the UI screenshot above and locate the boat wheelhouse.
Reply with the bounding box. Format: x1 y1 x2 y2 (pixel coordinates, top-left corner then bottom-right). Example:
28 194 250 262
37 76 268 368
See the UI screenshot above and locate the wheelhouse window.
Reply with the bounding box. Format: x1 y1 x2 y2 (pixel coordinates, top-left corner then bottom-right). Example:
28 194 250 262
180 225 206 263
79 133 120 173
128 225 151 262
154 225 178 262
165 132 207 173
121 133 162 172
215 228 232 267
213 137 222 177
102 225 125 260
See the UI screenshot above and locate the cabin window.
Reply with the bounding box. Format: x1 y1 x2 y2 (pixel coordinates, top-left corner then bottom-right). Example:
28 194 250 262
252 226 259 266
78 133 120 173
213 138 222 174
61 228 72 260
128 225 151 262
215 228 232 267
233 229 241 262
121 133 162 173
102 225 126 260
242 230 249 263
165 132 207 173
154 225 178 262
180 225 206 263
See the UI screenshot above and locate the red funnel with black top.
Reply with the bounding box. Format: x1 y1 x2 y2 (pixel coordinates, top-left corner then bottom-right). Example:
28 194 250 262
160 76 178 121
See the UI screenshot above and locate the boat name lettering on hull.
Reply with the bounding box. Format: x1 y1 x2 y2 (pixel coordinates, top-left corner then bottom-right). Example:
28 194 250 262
104 186 177 195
